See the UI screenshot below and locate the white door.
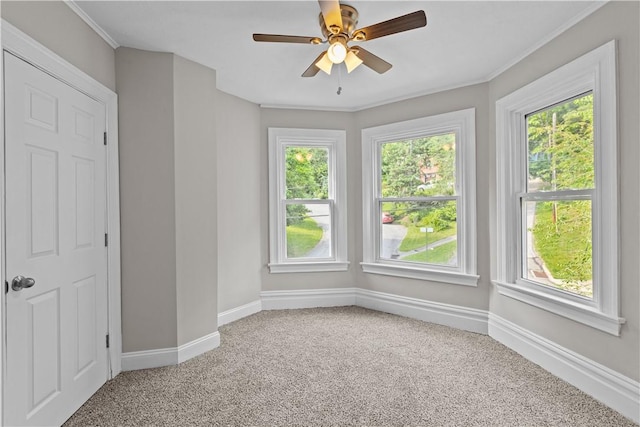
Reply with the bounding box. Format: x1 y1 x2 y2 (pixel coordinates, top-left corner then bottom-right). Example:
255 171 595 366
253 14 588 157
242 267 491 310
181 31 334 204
4 52 109 426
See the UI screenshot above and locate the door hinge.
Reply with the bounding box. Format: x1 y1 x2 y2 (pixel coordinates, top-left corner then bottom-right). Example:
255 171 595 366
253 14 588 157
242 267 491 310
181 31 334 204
105 233 108 247
103 131 107 146
106 334 110 348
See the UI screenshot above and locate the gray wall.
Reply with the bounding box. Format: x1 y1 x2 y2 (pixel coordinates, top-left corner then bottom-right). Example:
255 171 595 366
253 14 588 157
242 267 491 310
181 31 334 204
216 91 262 313
488 1 639 381
174 55 219 346
260 109 359 291
116 48 219 351
2 1 116 91
116 47 178 351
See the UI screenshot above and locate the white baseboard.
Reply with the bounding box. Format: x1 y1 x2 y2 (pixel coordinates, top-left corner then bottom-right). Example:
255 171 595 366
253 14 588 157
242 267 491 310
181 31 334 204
489 314 639 423
121 347 178 371
355 288 489 334
177 331 221 364
259 287 487 334
260 288 357 310
122 331 220 371
218 300 262 326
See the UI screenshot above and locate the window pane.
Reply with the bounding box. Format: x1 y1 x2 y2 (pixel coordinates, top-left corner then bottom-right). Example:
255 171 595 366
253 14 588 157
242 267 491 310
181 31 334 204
285 147 328 199
286 203 331 259
524 200 592 298
380 133 456 197
380 201 457 266
526 93 594 192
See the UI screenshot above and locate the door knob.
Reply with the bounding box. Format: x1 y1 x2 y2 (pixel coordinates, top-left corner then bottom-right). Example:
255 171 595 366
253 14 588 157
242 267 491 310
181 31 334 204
11 275 35 291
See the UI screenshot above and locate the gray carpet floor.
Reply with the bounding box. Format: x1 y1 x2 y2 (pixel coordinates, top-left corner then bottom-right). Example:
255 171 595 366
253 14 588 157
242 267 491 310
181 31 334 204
65 307 637 426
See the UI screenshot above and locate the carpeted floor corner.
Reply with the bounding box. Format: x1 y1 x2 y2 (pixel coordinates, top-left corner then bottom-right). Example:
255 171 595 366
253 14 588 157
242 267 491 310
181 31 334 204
64 306 637 426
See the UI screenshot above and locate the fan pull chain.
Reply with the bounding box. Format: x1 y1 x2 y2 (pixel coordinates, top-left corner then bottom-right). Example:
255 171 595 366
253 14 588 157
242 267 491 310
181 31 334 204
337 64 342 95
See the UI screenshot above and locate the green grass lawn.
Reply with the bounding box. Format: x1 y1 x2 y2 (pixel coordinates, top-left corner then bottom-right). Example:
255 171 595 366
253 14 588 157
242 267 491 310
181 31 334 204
286 217 323 258
398 223 457 252
532 201 592 297
401 240 457 264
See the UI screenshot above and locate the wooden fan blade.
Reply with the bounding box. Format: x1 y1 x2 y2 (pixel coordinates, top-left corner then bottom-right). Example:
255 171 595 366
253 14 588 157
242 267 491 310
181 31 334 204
353 47 392 74
302 52 328 77
253 34 321 44
318 0 343 32
353 10 426 41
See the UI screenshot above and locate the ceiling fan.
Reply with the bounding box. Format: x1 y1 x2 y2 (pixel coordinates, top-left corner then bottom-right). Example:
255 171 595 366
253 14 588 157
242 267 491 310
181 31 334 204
253 0 427 77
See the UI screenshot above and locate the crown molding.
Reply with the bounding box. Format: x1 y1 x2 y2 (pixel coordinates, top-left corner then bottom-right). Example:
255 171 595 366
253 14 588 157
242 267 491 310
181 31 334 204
65 0 119 49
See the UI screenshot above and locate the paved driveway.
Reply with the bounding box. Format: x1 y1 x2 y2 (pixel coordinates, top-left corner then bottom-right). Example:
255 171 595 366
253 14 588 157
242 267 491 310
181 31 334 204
305 204 331 258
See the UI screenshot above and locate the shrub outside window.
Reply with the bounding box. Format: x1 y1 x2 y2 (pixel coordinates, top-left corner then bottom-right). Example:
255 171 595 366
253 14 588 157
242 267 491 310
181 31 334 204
361 109 478 286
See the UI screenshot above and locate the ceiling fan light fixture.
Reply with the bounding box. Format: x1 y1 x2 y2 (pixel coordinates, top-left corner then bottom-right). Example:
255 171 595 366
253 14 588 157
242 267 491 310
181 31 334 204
327 40 347 64
344 50 363 73
254 2 428 78
315 52 333 75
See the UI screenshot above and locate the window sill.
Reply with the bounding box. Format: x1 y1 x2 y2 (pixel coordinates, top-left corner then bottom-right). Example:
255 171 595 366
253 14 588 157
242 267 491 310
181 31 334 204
361 262 479 287
269 261 350 274
493 280 625 336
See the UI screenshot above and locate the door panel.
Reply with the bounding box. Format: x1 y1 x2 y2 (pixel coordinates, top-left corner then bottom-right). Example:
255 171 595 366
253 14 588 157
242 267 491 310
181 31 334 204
27 146 59 257
25 85 58 132
74 275 97 377
73 157 96 249
71 107 95 143
4 51 108 426
27 289 61 415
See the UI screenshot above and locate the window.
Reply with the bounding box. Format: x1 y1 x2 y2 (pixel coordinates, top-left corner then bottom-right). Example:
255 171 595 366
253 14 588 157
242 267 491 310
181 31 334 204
361 109 478 286
268 128 348 273
494 41 624 335
524 93 595 297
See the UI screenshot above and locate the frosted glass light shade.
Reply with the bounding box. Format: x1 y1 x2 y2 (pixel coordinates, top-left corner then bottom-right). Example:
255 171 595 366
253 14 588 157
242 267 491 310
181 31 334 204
327 42 347 64
315 52 333 75
344 50 363 73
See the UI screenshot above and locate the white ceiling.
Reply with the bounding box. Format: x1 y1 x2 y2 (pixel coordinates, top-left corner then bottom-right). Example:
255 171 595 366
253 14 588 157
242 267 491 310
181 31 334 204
74 1 604 111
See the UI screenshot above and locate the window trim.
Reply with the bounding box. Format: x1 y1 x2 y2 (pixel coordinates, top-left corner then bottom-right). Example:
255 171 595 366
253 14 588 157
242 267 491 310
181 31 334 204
494 40 624 335
361 108 478 286
268 127 348 273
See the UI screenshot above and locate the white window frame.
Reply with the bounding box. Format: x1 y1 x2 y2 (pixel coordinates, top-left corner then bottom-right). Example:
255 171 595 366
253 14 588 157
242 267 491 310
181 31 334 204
361 109 478 286
494 40 625 335
268 127 348 273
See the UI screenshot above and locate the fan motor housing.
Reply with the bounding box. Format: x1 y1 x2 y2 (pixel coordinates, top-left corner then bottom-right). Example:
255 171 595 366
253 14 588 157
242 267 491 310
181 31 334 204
319 4 359 38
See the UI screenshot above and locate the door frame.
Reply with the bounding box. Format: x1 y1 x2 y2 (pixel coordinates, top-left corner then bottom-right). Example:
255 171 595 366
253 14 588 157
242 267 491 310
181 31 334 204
0 20 122 423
